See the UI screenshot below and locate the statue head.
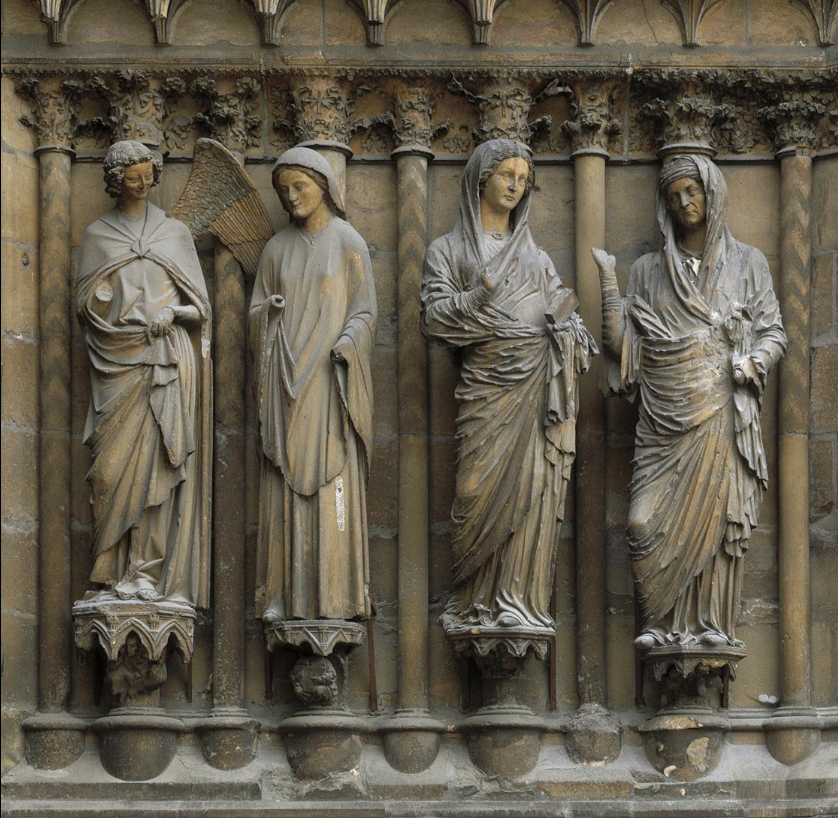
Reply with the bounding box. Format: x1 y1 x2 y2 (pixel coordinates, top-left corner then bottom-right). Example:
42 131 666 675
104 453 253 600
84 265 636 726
476 139 535 201
103 140 162 200
660 155 707 233
272 146 346 220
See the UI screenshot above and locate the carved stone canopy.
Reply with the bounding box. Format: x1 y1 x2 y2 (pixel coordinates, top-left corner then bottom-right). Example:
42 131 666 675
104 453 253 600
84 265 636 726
72 597 196 663
264 619 366 657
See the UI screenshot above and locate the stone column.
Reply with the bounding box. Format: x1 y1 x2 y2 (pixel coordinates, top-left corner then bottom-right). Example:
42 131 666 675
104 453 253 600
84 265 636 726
190 80 259 769
16 77 88 771
381 85 446 775
562 80 621 766
760 99 825 766
289 76 354 202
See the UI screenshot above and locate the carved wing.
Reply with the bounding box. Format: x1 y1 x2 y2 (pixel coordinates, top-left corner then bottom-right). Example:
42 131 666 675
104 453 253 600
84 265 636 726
169 138 274 277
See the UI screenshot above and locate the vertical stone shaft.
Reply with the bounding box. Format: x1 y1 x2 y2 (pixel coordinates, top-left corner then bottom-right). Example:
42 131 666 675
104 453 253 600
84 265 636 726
38 149 73 713
572 152 608 708
212 240 247 711
395 152 431 711
777 151 812 709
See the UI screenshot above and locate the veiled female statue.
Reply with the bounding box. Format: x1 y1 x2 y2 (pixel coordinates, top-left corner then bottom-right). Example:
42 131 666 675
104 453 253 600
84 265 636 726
422 139 595 634
592 154 786 649
251 147 376 627
77 140 212 606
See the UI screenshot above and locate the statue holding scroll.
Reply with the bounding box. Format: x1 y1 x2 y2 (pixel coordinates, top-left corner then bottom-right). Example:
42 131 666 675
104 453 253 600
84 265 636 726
592 154 787 650
251 147 376 634
422 139 596 641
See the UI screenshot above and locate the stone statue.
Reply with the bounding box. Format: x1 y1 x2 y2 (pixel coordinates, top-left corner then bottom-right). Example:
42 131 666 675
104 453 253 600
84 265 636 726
76 140 212 607
251 146 376 637
592 154 787 651
422 139 596 646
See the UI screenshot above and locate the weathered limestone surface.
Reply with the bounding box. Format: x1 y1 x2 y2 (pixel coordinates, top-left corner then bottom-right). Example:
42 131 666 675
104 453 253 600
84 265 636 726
1 0 836 809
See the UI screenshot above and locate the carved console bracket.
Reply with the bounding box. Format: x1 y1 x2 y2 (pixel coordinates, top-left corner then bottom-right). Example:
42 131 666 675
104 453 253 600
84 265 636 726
646 643 748 684
447 624 553 664
72 597 196 663
264 619 366 656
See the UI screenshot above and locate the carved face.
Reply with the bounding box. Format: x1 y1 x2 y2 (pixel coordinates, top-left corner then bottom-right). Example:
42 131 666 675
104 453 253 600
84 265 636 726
275 168 325 223
481 157 530 216
120 161 154 206
665 176 706 232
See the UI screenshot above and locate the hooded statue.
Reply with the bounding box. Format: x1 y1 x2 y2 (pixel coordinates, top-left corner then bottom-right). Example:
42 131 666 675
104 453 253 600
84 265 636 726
422 139 596 634
251 146 376 624
598 154 787 649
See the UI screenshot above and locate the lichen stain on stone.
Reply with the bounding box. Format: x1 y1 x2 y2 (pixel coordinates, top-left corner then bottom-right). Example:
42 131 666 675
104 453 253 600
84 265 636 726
686 736 711 772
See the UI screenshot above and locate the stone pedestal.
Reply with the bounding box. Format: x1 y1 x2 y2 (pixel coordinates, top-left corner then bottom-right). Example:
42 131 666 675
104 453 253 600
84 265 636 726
194 708 258 771
381 709 445 775
639 644 746 782
449 627 550 779
72 597 195 781
266 619 367 779
21 713 87 771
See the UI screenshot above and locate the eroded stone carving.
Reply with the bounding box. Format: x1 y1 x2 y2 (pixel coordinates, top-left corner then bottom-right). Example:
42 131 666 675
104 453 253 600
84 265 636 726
593 153 786 779
17 77 84 153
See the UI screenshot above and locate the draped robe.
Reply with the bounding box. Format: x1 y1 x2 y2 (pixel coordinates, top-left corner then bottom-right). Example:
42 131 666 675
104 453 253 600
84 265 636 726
422 144 595 630
76 203 212 607
251 216 376 621
603 158 786 646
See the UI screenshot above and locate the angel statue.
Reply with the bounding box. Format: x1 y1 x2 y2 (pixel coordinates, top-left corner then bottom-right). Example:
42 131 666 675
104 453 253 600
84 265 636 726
250 147 377 633
592 154 786 652
76 140 213 606
422 139 596 646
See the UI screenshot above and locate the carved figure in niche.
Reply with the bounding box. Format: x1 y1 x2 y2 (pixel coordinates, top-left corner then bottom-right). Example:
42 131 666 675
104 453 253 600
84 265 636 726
106 632 167 705
251 147 376 627
290 656 339 707
77 140 212 606
592 154 786 650
422 139 596 635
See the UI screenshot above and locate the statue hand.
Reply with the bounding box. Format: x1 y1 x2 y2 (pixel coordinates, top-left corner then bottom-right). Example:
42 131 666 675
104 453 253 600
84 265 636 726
147 306 175 339
591 247 617 276
480 270 496 292
732 354 758 386
269 294 286 310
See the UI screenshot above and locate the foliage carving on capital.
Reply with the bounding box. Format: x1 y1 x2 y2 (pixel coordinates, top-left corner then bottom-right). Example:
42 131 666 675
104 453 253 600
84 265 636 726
192 76 262 153
758 98 827 154
562 80 622 153
449 76 546 145
16 77 84 153
83 71 187 149
280 77 356 146
391 85 450 150
556 0 616 46
661 0 726 47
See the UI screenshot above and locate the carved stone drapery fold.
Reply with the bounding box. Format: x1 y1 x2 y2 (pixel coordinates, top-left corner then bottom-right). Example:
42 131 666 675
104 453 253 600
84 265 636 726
449 76 544 145
661 0 726 47
191 76 262 154
84 71 187 149
790 0 838 46
16 77 83 154
562 80 622 154
556 0 616 46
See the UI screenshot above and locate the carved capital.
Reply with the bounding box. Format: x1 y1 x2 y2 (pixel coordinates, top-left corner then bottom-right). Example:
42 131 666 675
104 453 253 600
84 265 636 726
85 71 187 149
562 80 622 154
661 0 725 47
284 77 355 148
390 84 449 151
637 80 734 155
191 76 262 154
557 0 616 46
16 77 84 154
759 98 826 156
449 77 544 145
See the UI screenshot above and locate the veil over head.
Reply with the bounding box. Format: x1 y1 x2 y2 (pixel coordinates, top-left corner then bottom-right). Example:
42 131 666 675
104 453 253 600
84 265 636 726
273 147 346 219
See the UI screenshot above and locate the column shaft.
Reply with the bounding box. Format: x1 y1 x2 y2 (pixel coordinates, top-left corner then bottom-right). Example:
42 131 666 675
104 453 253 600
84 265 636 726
572 152 608 707
212 241 247 710
38 149 73 713
395 153 431 710
777 152 812 708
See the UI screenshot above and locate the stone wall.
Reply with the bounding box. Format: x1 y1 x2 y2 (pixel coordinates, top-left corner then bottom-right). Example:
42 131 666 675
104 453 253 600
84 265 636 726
1 0 836 811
